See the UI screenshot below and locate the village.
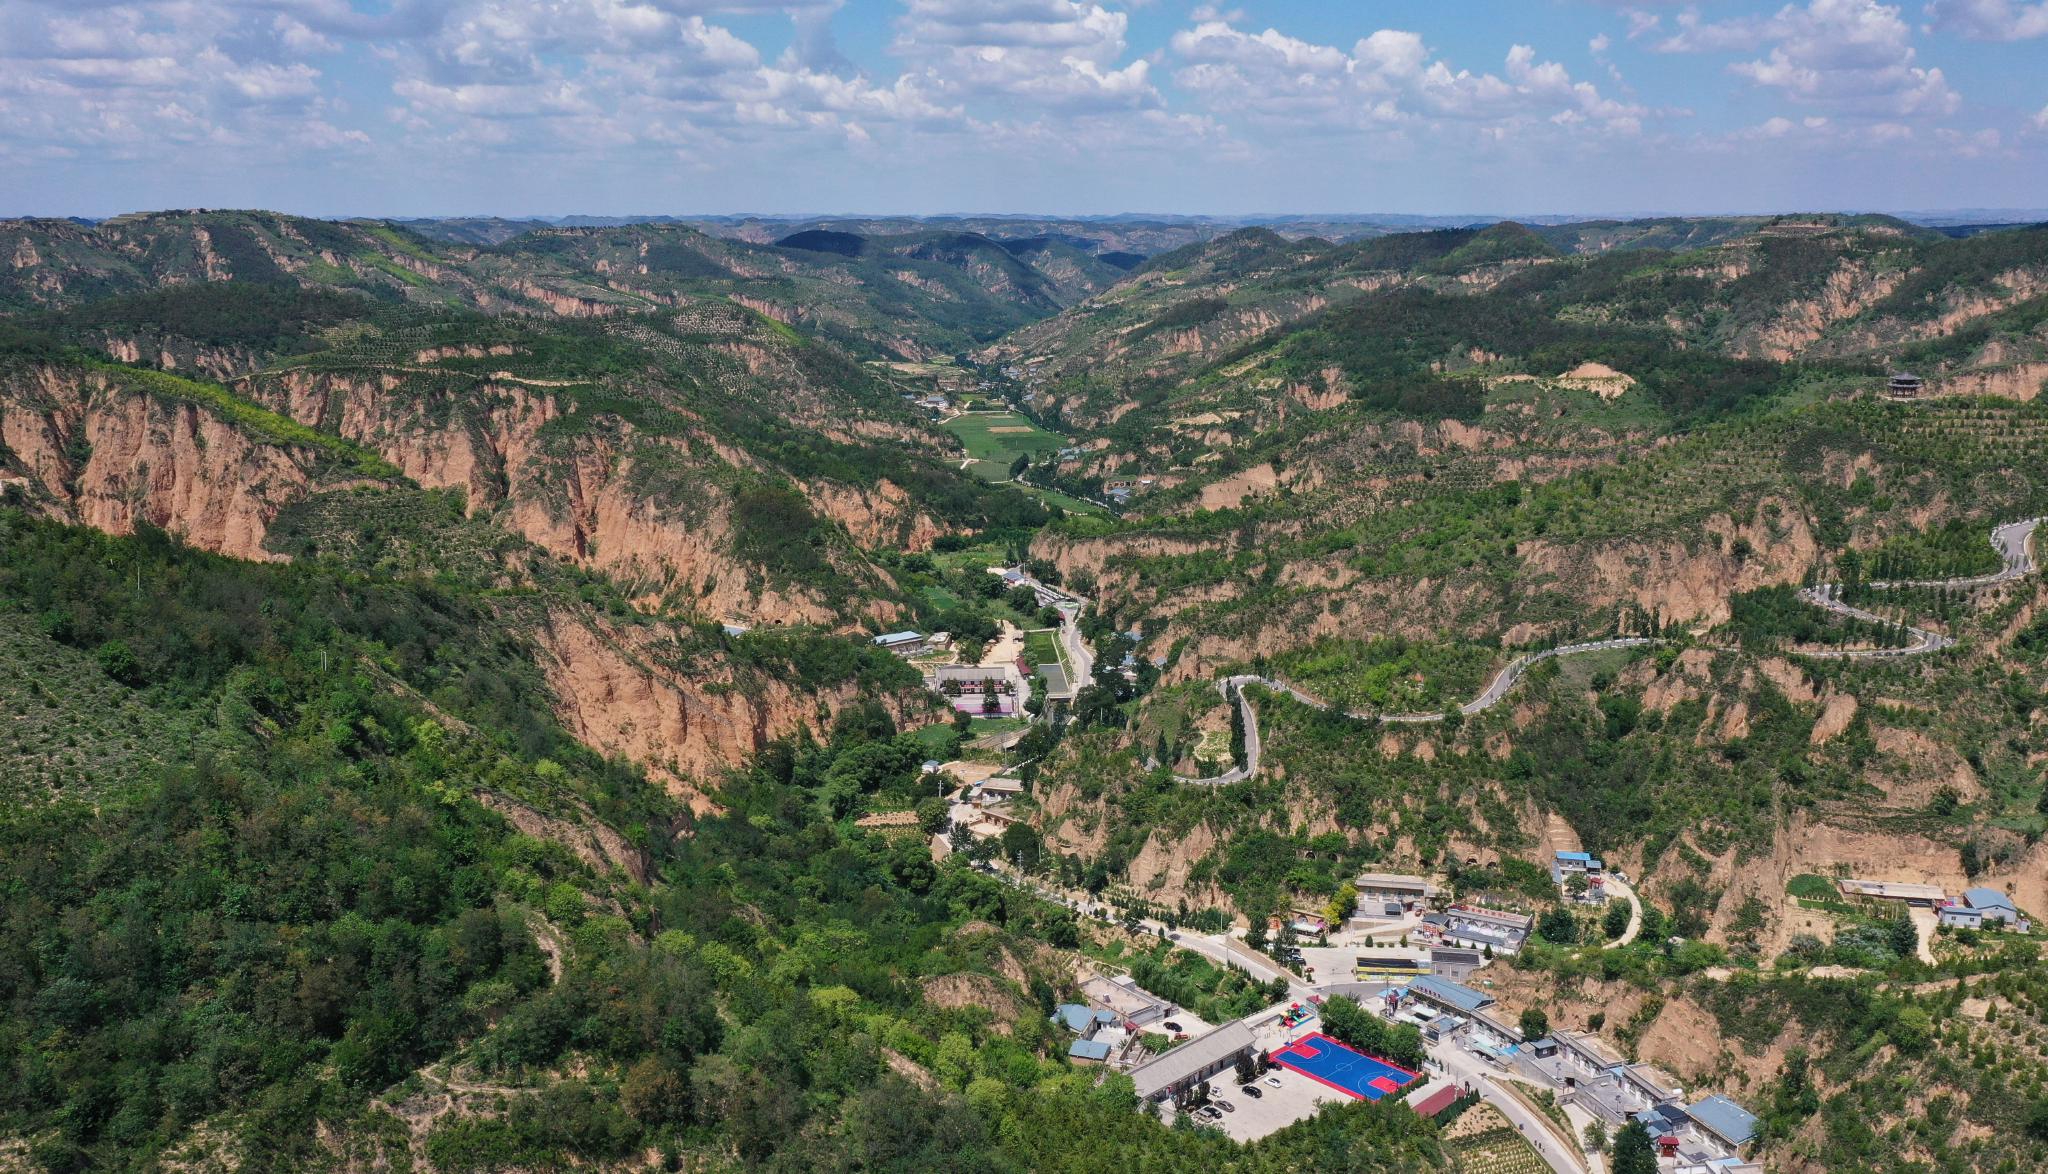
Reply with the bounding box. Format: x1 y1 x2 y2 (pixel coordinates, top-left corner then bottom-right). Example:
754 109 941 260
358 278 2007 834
868 561 1097 742
912 725 2043 1174
859 531 2042 1173
921 829 1768 1174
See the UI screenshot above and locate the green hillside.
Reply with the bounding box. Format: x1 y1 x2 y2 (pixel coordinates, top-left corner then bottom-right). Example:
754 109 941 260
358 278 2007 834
8 207 2048 1173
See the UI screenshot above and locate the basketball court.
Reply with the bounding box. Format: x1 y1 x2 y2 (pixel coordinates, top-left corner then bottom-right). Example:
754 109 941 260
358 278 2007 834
1267 1032 1420 1101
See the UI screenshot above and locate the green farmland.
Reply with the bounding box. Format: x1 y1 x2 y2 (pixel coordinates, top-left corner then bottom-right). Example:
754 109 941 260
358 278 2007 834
940 411 1067 481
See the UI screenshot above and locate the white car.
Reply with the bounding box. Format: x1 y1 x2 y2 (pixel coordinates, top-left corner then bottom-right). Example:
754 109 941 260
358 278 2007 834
1264 1076 1282 1088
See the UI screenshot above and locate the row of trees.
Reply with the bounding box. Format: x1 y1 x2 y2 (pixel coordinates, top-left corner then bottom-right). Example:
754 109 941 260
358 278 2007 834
1318 995 1427 1072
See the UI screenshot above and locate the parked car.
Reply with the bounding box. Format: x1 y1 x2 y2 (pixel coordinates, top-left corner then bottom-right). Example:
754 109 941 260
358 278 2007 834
1163 1021 1183 1032
1264 1076 1282 1088
1214 1100 1235 1113
1240 1085 1262 1099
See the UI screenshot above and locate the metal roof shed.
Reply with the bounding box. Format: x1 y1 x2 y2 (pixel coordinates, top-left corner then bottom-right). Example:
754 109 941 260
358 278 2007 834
1409 975 1496 1014
1127 1021 1257 1102
1686 1094 1759 1148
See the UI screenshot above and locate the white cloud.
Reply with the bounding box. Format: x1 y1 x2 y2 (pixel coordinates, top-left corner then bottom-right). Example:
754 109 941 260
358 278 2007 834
1655 0 1959 118
891 0 1160 110
1934 126 2001 155
1168 18 1648 137
1924 0 2048 39
0 0 368 166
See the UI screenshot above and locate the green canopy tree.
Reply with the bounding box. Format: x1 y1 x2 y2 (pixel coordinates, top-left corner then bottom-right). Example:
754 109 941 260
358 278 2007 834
1612 1120 1658 1174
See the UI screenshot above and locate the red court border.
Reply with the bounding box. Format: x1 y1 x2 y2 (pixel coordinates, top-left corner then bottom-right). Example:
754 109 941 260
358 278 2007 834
1267 1032 1423 1101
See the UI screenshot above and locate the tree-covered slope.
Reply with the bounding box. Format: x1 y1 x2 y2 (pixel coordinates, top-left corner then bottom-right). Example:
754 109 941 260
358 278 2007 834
0 511 1452 1173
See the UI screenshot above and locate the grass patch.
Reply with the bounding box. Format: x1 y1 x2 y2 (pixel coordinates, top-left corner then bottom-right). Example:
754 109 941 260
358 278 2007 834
1267 637 1498 715
730 298 804 345
1013 482 1106 515
908 722 960 757
108 365 400 477
1788 874 1838 901
1022 628 1064 671
366 223 435 261
362 252 431 287
969 716 1028 737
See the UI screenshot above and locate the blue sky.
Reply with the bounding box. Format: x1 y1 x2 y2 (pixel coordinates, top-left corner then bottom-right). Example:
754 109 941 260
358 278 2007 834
2 1 2045 218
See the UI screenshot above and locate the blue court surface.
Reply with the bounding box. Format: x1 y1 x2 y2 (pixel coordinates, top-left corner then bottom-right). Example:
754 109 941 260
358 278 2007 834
1269 1032 1421 1101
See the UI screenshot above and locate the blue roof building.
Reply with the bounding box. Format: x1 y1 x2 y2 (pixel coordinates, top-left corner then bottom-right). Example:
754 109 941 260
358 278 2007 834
1686 1094 1759 1148
1553 850 1604 877
1067 1038 1113 1062
1407 975 1496 1015
1633 1102 1690 1136
1962 887 2020 924
1053 1004 1114 1035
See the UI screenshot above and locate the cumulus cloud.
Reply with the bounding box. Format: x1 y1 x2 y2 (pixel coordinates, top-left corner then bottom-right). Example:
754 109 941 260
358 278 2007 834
0 0 2028 213
1654 0 1959 118
1924 0 2048 39
890 0 1161 110
1168 17 1649 137
0 0 363 165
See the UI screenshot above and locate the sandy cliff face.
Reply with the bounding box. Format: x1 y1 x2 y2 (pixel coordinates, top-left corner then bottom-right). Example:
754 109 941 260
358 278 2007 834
1933 362 2048 402
532 609 932 809
1739 261 1905 360
1522 503 1820 626
257 369 558 516
244 368 928 625
0 366 326 560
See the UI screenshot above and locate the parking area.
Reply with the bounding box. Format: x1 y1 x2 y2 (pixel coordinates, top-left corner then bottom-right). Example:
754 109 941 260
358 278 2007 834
1296 945 1353 982
1198 1064 1350 1142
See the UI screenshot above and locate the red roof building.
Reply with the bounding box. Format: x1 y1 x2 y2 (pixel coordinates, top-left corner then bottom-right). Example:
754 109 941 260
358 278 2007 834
1411 1086 1461 1118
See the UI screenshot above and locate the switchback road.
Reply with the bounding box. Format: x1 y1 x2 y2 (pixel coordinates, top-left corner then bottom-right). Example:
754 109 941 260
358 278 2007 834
1174 518 2038 785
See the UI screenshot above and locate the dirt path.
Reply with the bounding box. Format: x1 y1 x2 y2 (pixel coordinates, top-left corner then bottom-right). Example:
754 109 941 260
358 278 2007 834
1603 875 1645 947
980 621 1024 669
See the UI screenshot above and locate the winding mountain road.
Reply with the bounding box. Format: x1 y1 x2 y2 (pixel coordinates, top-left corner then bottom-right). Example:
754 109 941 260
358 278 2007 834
1173 518 2039 786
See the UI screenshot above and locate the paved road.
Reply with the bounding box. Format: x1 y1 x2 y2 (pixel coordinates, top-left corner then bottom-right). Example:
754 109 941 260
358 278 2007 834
1796 583 1953 657
987 865 1307 992
1172 518 2037 785
1432 1039 1589 1174
1448 637 1662 717
1172 643 1657 783
1176 676 1270 785
1796 516 2038 659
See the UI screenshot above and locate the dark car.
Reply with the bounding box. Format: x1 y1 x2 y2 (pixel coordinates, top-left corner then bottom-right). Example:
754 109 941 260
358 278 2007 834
1162 1021 1183 1032
1214 1099 1235 1113
1240 1084 1263 1099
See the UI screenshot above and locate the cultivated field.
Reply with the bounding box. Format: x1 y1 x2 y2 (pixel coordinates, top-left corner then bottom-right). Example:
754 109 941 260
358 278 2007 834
940 411 1066 480
1442 1104 1549 1174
